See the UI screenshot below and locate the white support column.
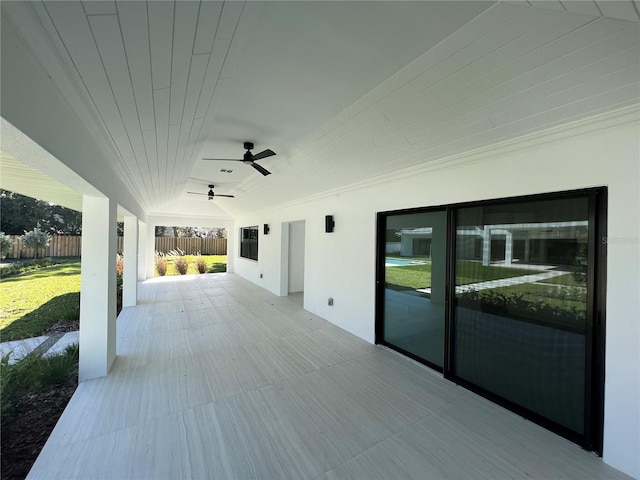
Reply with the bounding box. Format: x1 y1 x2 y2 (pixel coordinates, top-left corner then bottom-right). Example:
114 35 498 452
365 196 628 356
279 222 290 296
146 223 156 278
505 230 513 265
79 195 117 381
138 221 147 281
482 226 491 266
226 223 235 273
123 215 138 307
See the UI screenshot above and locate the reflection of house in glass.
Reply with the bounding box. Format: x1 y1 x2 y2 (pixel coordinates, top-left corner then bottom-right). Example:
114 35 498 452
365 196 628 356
394 221 588 267
389 227 434 257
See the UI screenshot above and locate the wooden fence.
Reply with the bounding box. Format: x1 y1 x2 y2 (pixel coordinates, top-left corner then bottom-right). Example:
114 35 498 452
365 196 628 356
154 237 227 255
3 235 227 259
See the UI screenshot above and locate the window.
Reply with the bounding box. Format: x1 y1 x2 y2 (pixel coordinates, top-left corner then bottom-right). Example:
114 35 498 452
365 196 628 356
240 226 259 261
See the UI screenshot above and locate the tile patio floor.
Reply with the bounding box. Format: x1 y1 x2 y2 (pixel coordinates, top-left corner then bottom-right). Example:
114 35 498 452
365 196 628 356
27 273 629 479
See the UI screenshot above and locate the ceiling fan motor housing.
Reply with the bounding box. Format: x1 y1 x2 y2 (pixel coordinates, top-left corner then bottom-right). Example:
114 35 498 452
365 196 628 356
201 141 273 176
243 141 255 163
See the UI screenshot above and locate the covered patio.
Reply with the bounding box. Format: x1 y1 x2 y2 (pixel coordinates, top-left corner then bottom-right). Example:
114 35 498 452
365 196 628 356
2 0 639 477
28 273 628 479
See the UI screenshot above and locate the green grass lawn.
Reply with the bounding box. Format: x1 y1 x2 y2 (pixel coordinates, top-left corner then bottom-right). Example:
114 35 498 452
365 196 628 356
385 259 546 290
385 264 433 289
455 261 544 285
1 261 81 341
0 255 226 340
538 272 586 287
156 255 227 276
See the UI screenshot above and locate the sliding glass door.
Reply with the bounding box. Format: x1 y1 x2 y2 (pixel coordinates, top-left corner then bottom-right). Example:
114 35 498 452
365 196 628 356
376 189 605 452
452 195 591 435
378 209 447 369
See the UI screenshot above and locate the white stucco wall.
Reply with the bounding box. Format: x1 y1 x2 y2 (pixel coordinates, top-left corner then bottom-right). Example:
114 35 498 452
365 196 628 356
232 117 640 478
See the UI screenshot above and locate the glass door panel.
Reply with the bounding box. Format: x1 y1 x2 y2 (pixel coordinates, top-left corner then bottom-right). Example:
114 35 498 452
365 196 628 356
382 210 447 368
452 196 589 434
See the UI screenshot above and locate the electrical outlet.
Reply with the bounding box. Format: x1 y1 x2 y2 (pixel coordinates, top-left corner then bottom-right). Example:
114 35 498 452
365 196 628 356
259 273 263 278
328 297 333 306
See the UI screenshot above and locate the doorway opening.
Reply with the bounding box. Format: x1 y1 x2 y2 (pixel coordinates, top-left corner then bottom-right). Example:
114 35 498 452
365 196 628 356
281 221 305 301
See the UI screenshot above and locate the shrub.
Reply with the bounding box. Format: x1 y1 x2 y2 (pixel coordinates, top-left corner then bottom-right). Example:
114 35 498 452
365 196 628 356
1 352 40 418
457 289 586 333
155 253 168 276
39 344 79 387
116 254 124 288
0 258 54 278
167 249 189 275
0 232 14 259
60 302 80 321
174 255 189 275
1 345 79 419
22 228 51 259
195 254 207 274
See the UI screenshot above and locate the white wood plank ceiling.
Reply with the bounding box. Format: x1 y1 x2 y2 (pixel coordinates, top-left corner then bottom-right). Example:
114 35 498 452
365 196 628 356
2 1 639 218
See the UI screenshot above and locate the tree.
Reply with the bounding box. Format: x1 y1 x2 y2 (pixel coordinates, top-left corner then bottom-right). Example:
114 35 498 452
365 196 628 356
155 226 174 237
0 190 82 235
0 233 14 259
22 228 51 259
154 226 227 238
210 228 227 239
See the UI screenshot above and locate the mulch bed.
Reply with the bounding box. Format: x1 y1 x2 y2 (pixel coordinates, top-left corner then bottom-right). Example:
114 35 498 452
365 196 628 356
1 370 78 480
1 320 80 480
45 319 80 334
2 290 122 479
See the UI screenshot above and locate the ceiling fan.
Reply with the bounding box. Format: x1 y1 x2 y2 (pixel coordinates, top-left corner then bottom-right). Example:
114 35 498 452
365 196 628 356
202 141 275 176
187 184 235 200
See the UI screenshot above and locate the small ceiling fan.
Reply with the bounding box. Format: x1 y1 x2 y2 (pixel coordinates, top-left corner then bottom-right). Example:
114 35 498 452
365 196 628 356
202 141 275 176
187 184 235 200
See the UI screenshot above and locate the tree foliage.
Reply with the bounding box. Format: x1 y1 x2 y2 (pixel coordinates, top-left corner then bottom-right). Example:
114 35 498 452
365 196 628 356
154 226 227 238
0 190 82 235
22 228 51 258
0 233 14 259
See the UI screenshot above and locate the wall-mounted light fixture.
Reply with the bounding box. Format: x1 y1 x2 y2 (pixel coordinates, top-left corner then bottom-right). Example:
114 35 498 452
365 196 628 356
263 224 270 235
325 215 335 233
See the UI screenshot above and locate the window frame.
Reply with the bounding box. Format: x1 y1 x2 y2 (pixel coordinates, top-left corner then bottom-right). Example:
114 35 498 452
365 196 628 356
239 225 259 261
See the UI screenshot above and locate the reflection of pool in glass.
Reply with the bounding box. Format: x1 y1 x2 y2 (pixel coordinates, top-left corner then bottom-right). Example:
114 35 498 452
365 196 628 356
385 258 426 267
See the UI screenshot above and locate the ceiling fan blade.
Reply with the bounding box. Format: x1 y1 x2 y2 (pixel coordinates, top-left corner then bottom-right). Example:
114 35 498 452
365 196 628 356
251 149 276 161
187 191 207 195
251 162 271 176
215 194 235 198
201 158 244 162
